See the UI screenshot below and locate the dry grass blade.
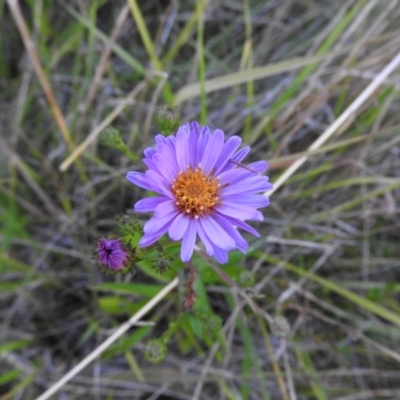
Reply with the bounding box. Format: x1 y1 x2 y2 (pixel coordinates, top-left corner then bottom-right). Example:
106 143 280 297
35 277 179 400
283 343 297 400
80 4 130 114
0 136 63 218
265 49 400 197
174 50 348 105
268 126 399 169
59 82 146 172
6 0 74 150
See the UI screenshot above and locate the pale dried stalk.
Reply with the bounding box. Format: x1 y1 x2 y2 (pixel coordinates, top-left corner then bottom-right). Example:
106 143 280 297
283 341 297 400
35 277 179 400
81 4 130 114
143 73 168 142
59 82 146 172
264 50 400 197
6 0 74 150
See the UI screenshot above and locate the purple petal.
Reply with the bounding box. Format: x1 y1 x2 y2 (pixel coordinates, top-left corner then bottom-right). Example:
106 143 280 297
146 170 174 198
127 169 173 197
211 244 228 264
196 219 214 256
181 221 197 262
218 168 255 186
214 136 242 175
215 201 263 221
232 146 250 162
248 161 268 173
182 122 191 133
201 129 224 174
107 253 127 270
126 172 154 191
222 215 261 237
156 133 176 148
143 211 178 235
168 213 190 240
212 214 249 253
196 126 210 166
189 122 201 167
142 158 157 171
218 162 270 184
134 196 169 213
157 137 179 171
152 153 179 182
219 146 251 173
155 134 167 145
201 125 210 135
223 194 270 209
144 147 156 159
199 216 236 250
139 215 175 247
220 176 273 196
154 200 177 218
165 135 176 150
98 238 127 268
139 227 169 247
175 127 190 172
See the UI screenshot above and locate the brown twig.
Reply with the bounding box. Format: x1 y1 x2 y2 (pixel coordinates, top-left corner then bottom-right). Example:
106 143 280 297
6 0 74 151
195 250 291 400
80 4 130 115
183 261 197 310
197 250 273 323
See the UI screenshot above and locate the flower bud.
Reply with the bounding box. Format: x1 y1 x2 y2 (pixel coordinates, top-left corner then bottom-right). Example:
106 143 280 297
238 271 254 288
155 106 181 135
152 253 171 275
207 315 222 331
94 236 137 275
271 316 290 338
100 127 124 149
144 339 167 364
97 238 129 271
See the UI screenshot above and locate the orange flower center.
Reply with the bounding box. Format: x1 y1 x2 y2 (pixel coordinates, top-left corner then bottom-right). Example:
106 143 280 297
171 167 221 219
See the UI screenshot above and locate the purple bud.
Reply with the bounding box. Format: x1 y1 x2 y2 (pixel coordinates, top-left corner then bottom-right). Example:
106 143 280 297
97 238 128 271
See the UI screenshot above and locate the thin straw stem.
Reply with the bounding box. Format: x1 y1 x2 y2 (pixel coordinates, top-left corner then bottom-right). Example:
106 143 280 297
264 50 400 197
6 0 74 150
59 82 145 172
35 277 179 400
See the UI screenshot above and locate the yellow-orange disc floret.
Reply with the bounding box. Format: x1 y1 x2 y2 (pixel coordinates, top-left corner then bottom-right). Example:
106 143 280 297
171 167 221 219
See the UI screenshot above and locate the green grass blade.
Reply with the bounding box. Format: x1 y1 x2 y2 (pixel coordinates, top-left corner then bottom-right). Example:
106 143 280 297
174 51 347 105
264 255 400 329
61 1 144 75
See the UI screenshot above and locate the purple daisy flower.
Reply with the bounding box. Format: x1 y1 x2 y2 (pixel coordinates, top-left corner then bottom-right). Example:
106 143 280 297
97 238 129 270
127 122 273 264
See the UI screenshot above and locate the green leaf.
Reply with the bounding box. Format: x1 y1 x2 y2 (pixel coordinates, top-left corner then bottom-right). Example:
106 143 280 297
98 296 148 315
104 326 153 359
188 314 205 340
0 369 21 386
91 283 163 297
265 255 400 329
174 50 348 105
0 339 33 354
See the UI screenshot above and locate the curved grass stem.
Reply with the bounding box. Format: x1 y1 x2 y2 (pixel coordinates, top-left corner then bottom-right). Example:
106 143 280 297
35 277 179 400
